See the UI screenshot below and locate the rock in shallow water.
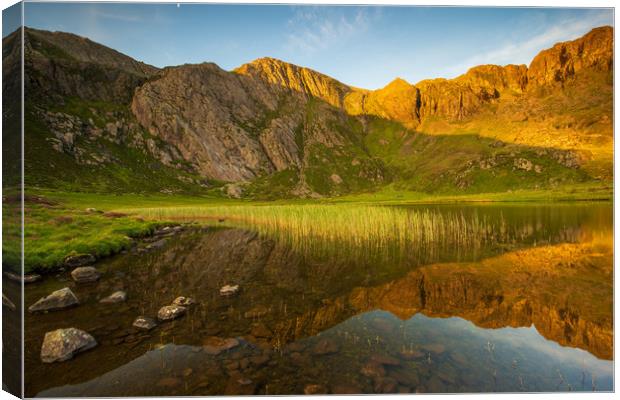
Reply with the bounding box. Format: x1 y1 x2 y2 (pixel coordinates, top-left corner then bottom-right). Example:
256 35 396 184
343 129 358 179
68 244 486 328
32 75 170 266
202 337 240 355
65 254 96 268
313 338 339 355
4 271 41 283
133 316 157 330
157 305 186 321
100 291 127 304
71 266 100 283
2 293 16 311
304 384 328 394
28 287 79 313
40 328 97 363
172 296 196 306
219 284 239 297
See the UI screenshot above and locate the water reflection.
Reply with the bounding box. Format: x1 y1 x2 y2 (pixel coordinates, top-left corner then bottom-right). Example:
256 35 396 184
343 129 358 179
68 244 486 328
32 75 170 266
24 204 613 396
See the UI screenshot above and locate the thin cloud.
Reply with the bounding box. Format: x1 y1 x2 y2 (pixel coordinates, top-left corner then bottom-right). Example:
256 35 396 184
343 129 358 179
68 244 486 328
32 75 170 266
285 7 374 54
91 10 143 23
443 10 612 78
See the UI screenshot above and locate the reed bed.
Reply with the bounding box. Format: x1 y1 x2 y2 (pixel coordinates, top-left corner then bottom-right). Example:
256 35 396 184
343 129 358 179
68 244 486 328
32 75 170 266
119 204 502 262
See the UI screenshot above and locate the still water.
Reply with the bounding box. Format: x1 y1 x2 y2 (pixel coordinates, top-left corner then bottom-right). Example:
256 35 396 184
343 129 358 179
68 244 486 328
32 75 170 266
22 203 612 396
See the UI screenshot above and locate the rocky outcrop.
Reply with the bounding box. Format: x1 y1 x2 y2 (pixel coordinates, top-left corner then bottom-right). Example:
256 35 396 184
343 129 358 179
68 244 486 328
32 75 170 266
234 57 350 109
528 26 613 87
132 63 300 181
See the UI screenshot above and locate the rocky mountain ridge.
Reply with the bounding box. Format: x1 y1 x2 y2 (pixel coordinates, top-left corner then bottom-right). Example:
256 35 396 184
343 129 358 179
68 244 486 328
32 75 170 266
5 25 613 196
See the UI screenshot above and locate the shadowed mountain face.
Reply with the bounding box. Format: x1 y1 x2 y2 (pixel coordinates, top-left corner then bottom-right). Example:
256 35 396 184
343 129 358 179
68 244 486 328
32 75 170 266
4 26 613 196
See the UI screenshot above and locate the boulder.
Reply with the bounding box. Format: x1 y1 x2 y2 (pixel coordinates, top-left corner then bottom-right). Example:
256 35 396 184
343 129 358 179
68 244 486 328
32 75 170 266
28 287 79 313
99 291 127 304
71 266 100 283
40 328 97 363
202 337 240 355
65 254 96 268
219 284 239 297
157 305 186 321
133 316 157 330
172 296 196 306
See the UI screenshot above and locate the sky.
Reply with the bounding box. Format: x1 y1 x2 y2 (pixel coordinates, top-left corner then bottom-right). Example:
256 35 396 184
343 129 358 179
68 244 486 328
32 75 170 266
4 3 614 89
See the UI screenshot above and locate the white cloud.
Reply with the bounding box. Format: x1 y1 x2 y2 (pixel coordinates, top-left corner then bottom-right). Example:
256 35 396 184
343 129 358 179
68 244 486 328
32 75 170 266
285 7 375 54
442 10 613 78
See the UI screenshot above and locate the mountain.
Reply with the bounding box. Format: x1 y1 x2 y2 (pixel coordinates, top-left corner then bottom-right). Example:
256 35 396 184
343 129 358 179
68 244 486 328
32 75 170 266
3 26 613 197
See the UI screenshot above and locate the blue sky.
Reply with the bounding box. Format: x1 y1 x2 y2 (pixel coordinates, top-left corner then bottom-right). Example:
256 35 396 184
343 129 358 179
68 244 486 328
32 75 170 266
7 4 614 89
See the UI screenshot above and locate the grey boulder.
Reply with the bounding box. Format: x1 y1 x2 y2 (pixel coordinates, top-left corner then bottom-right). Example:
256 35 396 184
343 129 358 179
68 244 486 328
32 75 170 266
28 287 79 313
157 305 186 321
40 328 97 363
71 266 100 283
99 291 127 304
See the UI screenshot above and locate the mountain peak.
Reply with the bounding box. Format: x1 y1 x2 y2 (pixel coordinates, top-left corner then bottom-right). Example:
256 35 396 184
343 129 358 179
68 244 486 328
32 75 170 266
23 26 158 78
383 77 412 91
234 56 351 109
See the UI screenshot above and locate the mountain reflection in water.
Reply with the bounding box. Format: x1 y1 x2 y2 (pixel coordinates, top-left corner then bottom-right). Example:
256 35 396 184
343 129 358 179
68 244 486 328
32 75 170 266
24 204 612 396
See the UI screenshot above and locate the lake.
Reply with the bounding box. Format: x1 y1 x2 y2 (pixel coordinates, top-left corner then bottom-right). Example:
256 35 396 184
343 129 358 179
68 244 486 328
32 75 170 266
21 203 613 396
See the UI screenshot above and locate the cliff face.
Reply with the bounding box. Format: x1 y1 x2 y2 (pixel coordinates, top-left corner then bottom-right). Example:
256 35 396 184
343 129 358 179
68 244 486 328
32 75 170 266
528 26 613 87
132 60 384 191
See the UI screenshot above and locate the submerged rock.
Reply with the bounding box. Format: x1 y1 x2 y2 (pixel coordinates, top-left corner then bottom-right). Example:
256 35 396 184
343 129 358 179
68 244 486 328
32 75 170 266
133 316 157 330
172 296 196 307
100 291 127 304
224 376 256 395
40 328 97 363
157 305 186 321
243 305 269 319
370 353 401 366
398 349 425 360
28 287 79 313
361 361 386 378
4 271 41 283
146 239 167 250
313 338 339 355
304 384 328 395
374 377 399 393
71 266 100 283
65 254 96 268
203 337 240 355
250 322 272 338
2 293 16 311
219 284 239 297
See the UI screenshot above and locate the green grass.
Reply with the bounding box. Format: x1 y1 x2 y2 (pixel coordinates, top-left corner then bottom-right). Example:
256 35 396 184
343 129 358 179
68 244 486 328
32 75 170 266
2 199 168 273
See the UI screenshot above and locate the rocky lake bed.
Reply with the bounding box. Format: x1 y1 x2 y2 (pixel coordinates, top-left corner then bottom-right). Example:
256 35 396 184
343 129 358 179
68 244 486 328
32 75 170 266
10 203 613 396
